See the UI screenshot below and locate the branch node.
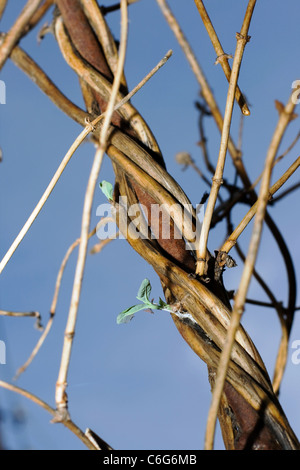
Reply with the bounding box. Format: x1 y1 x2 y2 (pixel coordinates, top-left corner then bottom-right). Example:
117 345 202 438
214 53 233 65
84 117 96 132
236 32 251 43
212 177 224 185
51 405 70 423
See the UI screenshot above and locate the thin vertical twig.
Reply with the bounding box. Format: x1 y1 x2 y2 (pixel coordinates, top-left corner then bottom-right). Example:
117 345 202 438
53 146 105 421
0 0 8 22
194 0 250 116
196 1 256 276
205 91 298 450
227 223 289 396
156 0 223 133
14 217 115 380
54 0 129 420
156 0 246 180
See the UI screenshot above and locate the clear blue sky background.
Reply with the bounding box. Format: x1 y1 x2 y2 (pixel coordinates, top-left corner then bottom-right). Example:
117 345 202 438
0 0 300 450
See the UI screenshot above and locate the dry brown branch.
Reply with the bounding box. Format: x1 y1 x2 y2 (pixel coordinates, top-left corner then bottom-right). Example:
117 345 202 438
271 181 300 203
14 221 112 380
53 146 105 420
80 0 128 90
28 0 53 29
0 310 42 330
194 0 250 116
49 0 299 449
0 122 94 275
156 0 226 139
0 380 111 450
5 41 87 124
222 158 300 254
156 0 250 187
225 221 289 396
197 1 256 278
0 47 172 276
0 0 7 21
205 88 298 449
1 0 299 451
251 129 300 191
114 194 299 450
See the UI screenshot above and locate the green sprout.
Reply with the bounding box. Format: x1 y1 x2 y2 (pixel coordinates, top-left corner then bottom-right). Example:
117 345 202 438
99 180 113 201
116 279 172 324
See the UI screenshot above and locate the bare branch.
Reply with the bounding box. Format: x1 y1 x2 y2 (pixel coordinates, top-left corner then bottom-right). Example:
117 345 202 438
197 1 256 278
194 0 250 115
205 83 298 449
0 380 109 450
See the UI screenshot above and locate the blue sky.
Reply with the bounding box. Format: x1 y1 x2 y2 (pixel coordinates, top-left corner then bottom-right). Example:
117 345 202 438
0 0 300 450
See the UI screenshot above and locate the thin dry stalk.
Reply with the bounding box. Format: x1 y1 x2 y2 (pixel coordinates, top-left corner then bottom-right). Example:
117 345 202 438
54 146 105 420
108 146 199 249
226 222 289 396
0 0 7 21
205 90 298 450
14 225 95 379
0 380 105 450
0 123 95 275
0 310 42 330
222 164 300 253
27 0 53 33
5 40 87 124
251 130 300 191
194 0 250 116
0 0 43 70
272 181 300 204
14 216 114 380
101 0 139 15
0 49 171 276
54 0 128 419
115 190 299 449
156 0 244 176
89 236 116 255
54 15 160 154
196 1 256 276
156 0 222 131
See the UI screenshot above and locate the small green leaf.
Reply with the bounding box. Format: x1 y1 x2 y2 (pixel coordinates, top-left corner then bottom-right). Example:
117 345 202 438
136 278 152 304
117 278 172 325
116 304 146 324
99 180 113 201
